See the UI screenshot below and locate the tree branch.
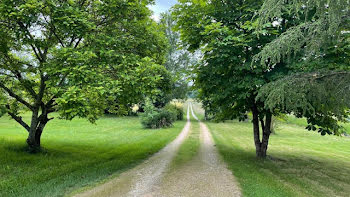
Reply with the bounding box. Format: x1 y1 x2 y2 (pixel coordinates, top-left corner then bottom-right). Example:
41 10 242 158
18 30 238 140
44 16 66 48
0 82 34 110
74 37 83 48
35 74 46 107
45 73 69 108
17 22 44 62
6 105 30 132
11 70 37 99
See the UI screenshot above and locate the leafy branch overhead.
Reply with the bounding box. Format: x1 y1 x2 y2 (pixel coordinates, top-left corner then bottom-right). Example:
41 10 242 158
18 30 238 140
255 0 350 66
258 71 350 135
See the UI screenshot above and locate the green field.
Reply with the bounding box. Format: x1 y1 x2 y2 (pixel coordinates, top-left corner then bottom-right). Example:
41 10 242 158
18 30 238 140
200 115 350 196
0 114 185 197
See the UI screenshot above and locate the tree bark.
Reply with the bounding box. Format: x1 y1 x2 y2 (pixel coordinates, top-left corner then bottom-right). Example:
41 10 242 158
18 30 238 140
26 112 50 152
252 105 262 157
261 112 272 158
252 104 272 158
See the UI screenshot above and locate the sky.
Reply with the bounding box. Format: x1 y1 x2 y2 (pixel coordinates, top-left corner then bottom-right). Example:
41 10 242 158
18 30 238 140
149 0 178 21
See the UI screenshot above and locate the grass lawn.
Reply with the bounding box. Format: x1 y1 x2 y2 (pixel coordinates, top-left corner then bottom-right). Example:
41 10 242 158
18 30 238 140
207 120 350 197
190 102 350 197
0 114 185 197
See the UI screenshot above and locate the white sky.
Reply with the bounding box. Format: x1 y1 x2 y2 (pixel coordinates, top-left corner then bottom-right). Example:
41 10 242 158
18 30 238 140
149 0 178 21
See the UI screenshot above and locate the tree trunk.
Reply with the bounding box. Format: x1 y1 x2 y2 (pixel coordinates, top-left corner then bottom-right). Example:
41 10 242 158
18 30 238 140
252 105 272 158
260 112 272 158
26 113 49 153
252 105 262 157
27 130 41 152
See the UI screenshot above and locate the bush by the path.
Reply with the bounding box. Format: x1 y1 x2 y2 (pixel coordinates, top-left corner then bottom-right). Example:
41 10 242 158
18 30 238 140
140 101 177 129
165 103 184 121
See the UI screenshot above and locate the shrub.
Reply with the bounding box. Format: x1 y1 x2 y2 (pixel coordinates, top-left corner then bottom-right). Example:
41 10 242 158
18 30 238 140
165 104 184 121
140 100 177 129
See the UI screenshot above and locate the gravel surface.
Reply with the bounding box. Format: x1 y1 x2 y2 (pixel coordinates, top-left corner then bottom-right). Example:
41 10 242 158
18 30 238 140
152 105 241 197
75 103 241 197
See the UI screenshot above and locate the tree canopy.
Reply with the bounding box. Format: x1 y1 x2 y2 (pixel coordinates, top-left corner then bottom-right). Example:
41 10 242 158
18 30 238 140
0 0 169 151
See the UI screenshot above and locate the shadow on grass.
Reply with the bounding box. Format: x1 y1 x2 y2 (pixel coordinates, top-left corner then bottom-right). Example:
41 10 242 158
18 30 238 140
217 142 350 197
0 139 160 197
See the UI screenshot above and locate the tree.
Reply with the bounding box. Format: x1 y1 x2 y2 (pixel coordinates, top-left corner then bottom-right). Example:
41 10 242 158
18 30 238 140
174 0 350 158
0 0 168 152
174 0 279 158
159 12 198 100
255 0 350 136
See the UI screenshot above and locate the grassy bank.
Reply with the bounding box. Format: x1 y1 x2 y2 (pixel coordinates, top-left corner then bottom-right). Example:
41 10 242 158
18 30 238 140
0 114 185 197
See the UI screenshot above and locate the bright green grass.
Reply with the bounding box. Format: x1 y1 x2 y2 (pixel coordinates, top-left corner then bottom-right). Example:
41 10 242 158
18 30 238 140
0 114 185 197
171 120 200 168
207 120 350 197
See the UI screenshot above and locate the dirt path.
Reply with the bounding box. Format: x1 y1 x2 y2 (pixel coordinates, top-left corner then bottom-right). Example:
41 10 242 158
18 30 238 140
75 102 241 197
153 104 241 197
75 104 191 197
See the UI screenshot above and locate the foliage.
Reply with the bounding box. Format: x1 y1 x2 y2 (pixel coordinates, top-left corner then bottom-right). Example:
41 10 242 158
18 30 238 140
140 99 177 129
165 103 184 121
255 0 350 136
159 12 199 100
255 0 350 66
174 0 276 119
105 57 172 115
258 71 350 135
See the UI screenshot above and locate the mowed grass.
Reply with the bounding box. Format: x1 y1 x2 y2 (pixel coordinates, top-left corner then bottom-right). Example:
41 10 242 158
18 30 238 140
0 114 185 197
190 102 350 197
207 120 350 197
171 121 200 168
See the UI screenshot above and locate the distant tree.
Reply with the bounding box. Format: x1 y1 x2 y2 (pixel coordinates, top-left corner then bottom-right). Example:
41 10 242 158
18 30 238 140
0 0 169 152
160 12 198 100
174 0 350 158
